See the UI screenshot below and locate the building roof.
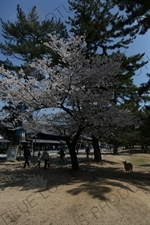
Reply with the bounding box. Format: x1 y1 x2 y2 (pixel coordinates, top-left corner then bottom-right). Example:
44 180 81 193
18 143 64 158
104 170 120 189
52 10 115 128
29 139 66 144
0 134 10 143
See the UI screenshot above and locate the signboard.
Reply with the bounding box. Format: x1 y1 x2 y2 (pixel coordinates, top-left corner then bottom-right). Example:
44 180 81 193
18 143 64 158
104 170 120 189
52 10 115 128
6 146 18 162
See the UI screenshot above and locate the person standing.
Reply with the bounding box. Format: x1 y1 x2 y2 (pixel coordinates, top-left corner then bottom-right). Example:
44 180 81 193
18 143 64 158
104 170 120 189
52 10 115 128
23 143 31 168
36 151 41 168
42 149 49 169
59 148 65 163
86 146 90 158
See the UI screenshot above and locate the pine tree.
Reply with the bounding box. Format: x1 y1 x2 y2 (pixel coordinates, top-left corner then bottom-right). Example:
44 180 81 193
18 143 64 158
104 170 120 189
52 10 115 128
0 5 68 67
0 5 68 145
67 0 148 157
67 0 147 108
67 0 140 54
139 106 150 152
112 0 150 34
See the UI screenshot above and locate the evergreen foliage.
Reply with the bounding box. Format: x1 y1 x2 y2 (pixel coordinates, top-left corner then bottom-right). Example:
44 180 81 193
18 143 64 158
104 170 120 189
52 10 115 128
67 0 150 154
0 5 68 65
67 0 140 54
0 1 149 163
113 0 150 34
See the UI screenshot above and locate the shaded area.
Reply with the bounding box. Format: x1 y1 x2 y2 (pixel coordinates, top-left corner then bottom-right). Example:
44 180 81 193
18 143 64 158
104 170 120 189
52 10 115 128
118 147 150 155
0 152 149 203
139 164 150 167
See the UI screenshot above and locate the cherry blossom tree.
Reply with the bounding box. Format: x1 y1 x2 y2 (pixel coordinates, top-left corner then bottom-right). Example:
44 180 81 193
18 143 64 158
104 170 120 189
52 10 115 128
0 34 136 170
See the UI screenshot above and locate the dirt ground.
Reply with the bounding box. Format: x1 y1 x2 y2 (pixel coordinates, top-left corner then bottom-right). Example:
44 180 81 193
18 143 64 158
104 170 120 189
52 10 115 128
0 148 150 225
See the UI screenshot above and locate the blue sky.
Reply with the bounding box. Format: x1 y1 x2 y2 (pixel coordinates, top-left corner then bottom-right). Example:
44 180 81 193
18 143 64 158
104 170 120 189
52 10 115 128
0 0 149 86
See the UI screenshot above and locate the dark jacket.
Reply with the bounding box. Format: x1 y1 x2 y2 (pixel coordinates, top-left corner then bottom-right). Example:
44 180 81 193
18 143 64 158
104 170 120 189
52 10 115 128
23 147 31 158
60 149 65 157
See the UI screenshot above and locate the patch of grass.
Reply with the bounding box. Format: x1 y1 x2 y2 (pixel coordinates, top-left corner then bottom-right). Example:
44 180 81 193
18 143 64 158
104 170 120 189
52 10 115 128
125 157 150 167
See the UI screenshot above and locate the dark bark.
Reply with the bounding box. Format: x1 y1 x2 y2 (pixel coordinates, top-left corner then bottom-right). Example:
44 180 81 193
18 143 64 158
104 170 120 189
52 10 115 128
92 135 102 162
113 145 118 154
65 127 84 171
68 144 79 171
13 135 20 145
141 143 148 153
144 144 148 153
141 143 144 150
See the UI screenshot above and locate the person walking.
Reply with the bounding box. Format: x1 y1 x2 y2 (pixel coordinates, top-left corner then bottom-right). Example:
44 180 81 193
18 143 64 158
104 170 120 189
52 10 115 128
42 149 49 169
75 146 79 154
86 146 90 158
23 143 31 168
36 151 41 168
59 148 65 163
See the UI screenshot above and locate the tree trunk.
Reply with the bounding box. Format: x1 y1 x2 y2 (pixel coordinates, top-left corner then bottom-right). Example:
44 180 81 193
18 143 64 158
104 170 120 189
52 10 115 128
65 127 85 171
92 135 102 162
141 143 144 150
113 145 118 154
69 145 79 171
144 144 148 153
13 135 20 145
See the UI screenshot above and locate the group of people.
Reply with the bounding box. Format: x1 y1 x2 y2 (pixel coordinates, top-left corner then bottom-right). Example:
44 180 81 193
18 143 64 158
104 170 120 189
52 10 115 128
23 143 92 169
23 143 65 169
34 149 50 169
23 144 92 169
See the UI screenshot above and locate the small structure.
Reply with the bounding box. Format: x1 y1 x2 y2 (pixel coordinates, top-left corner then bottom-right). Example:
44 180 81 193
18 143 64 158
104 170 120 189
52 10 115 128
0 133 10 153
25 129 66 153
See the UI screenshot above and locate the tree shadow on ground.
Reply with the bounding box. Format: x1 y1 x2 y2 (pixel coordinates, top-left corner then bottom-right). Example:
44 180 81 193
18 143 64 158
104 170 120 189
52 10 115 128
139 164 150 167
0 154 149 202
100 159 120 165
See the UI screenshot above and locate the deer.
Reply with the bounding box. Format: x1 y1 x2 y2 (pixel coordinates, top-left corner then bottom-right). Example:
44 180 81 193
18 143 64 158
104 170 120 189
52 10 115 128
122 161 133 173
